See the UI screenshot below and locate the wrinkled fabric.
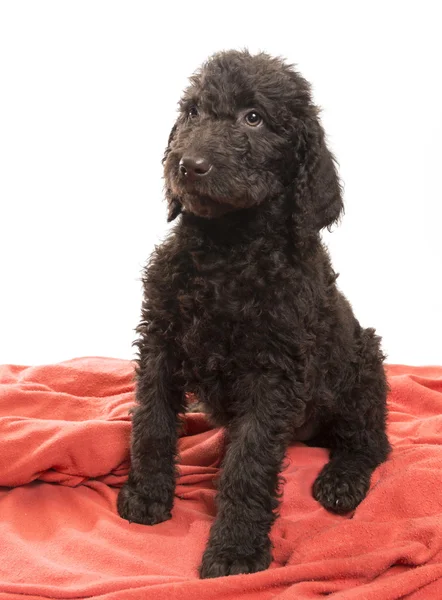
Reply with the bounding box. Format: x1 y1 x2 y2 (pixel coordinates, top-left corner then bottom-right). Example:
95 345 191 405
0 358 442 598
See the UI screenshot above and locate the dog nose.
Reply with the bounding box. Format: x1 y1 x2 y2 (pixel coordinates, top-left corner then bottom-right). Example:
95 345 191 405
179 156 212 179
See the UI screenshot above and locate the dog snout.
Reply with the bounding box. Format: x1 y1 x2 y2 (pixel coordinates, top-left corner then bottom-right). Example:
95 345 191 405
179 155 212 181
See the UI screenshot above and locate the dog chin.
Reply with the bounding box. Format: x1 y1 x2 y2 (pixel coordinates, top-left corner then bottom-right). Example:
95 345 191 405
182 195 237 219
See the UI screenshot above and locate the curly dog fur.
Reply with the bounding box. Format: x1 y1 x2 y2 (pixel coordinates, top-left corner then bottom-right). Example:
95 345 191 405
118 50 391 578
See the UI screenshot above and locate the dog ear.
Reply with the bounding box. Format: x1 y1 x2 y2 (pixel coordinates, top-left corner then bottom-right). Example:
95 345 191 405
292 118 343 235
162 123 178 165
163 123 183 222
167 196 182 222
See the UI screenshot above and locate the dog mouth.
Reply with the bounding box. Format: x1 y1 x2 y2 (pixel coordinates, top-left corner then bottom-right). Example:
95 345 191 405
165 160 268 218
169 175 238 218
181 193 236 218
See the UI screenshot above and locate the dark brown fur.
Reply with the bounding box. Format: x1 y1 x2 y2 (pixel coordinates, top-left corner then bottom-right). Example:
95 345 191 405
117 50 390 578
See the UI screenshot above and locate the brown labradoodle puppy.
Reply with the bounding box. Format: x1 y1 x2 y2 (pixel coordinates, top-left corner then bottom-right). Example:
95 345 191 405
118 50 390 579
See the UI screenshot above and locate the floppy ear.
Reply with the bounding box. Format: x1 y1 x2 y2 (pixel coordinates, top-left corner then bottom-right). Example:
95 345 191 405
167 196 182 222
163 123 183 222
162 123 178 165
292 118 343 235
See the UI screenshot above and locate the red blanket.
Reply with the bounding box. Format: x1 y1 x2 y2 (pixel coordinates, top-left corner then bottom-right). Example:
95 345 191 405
1 358 442 599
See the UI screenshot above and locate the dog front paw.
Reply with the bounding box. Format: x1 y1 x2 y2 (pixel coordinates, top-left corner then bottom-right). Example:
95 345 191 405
199 543 272 578
117 483 172 525
313 461 371 514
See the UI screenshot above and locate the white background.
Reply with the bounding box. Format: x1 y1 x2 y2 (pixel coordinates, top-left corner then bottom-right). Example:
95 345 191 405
0 1 441 366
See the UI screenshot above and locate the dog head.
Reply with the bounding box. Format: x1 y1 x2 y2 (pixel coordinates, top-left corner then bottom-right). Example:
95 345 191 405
163 50 343 233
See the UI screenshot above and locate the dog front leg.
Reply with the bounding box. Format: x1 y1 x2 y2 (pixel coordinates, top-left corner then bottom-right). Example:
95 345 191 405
200 381 297 578
118 347 184 526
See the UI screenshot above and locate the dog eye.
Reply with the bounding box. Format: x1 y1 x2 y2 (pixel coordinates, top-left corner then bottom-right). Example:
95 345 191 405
244 111 262 127
188 105 199 119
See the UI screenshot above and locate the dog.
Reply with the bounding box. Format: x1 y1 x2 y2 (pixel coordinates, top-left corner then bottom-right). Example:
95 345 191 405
117 50 391 578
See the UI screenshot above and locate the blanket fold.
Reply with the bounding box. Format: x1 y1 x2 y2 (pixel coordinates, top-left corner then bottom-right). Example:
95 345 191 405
1 358 442 599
